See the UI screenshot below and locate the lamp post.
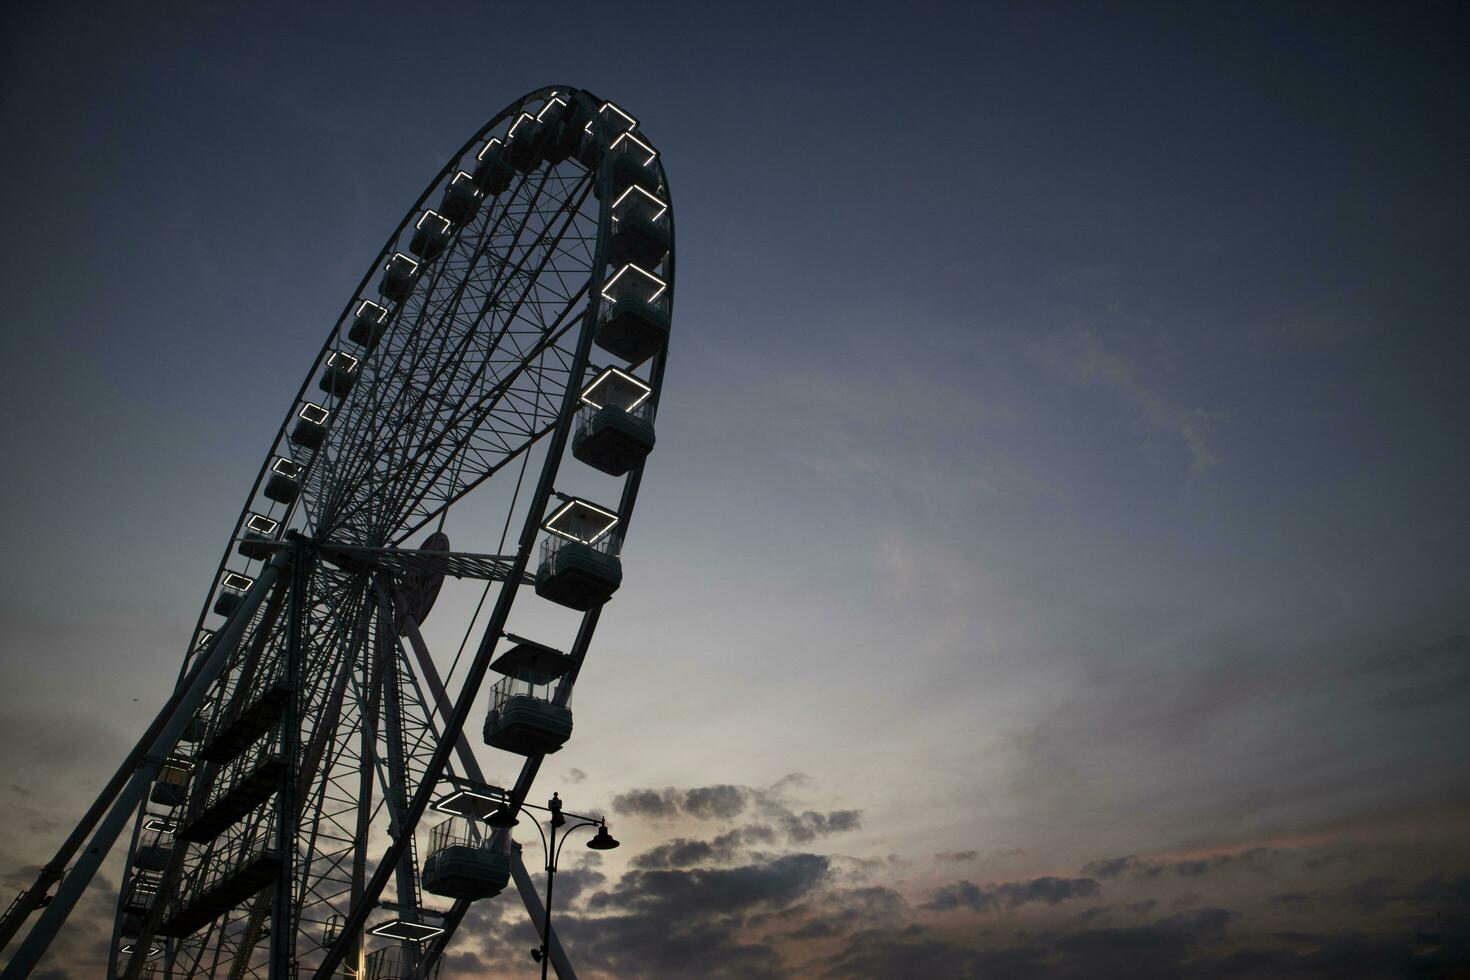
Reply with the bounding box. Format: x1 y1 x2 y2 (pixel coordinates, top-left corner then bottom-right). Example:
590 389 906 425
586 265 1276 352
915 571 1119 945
489 791 619 978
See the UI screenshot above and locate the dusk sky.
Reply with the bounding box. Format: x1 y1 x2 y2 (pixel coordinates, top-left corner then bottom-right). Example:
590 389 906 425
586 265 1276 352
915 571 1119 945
2 2 1468 978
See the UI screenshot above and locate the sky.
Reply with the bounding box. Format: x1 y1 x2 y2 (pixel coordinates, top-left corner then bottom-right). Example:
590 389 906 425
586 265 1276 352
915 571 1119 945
2 1 1468 977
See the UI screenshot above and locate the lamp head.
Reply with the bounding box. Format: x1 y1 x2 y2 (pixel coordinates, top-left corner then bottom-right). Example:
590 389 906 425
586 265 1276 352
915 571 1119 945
587 823 620 851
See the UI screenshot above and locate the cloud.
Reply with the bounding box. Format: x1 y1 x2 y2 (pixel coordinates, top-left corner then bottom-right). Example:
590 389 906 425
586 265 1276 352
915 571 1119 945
776 809 863 843
632 837 733 870
923 875 1101 912
612 777 862 845
590 853 831 919
1081 847 1278 881
935 850 980 863
1042 327 1220 474
611 787 681 819
682 784 749 820
1082 855 1140 879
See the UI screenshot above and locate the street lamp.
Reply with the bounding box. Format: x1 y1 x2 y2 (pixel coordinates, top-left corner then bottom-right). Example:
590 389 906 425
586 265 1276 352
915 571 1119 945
489 791 618 978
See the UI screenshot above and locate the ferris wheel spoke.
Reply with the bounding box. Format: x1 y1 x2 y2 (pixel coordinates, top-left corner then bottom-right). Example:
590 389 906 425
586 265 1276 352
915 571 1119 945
355 175 591 524
327 174 595 539
320 165 570 526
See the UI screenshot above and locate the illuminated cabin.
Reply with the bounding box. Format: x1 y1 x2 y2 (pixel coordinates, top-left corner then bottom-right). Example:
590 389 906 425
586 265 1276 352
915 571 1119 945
122 872 161 917
473 138 515 195
263 457 301 505
577 101 639 170
422 816 512 900
502 112 545 173
483 636 577 755
348 300 389 351
409 210 452 261
440 171 483 225
380 253 419 304
133 827 172 873
149 758 192 807
290 402 330 450
572 367 655 477
238 512 280 560
534 94 573 165
533 498 622 611
600 130 661 200
549 99 594 166
213 572 253 617
594 264 670 366
318 350 360 397
608 185 671 268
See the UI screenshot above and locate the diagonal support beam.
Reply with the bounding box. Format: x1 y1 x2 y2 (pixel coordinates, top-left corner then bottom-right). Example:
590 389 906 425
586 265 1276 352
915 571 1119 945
399 614 576 980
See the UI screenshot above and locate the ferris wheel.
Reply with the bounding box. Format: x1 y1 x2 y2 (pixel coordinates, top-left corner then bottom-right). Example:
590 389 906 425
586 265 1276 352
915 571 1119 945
0 85 674 980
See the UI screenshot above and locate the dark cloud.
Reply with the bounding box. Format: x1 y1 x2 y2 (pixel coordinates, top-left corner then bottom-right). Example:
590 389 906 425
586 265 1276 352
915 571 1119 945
557 912 787 979
612 778 862 846
564 767 587 784
923 875 1101 912
590 853 830 919
720 824 778 847
682 784 748 820
630 823 790 870
935 850 980 863
820 885 910 930
812 910 1470 980
632 837 728 870
611 787 681 819
1336 871 1470 915
1081 847 1278 882
778 808 863 843
1082 855 1139 879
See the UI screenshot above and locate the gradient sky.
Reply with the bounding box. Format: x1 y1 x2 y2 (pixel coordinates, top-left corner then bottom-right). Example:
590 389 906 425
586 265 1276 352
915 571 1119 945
2 2 1468 977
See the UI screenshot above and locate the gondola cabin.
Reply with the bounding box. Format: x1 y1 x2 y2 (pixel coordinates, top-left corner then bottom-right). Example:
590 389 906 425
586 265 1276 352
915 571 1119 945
289 402 330 450
149 758 192 807
594 263 670 366
502 112 544 173
237 513 280 560
263 457 301 505
483 636 577 755
534 498 622 610
472 138 515 196
608 185 670 268
422 816 512 900
572 367 655 476
380 253 419 304
213 572 253 617
318 350 360 397
409 210 452 261
602 130 660 199
133 828 172 872
440 171 483 225
347 300 389 351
